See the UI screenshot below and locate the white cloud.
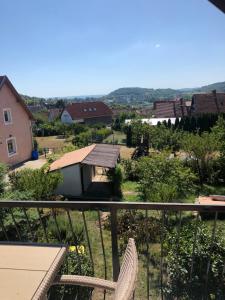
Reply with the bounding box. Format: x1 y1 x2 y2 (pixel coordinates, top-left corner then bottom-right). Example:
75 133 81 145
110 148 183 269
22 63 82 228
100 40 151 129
155 44 161 48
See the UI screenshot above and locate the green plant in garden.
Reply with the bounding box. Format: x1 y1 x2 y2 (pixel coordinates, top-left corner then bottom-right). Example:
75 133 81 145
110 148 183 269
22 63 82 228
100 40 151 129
137 153 196 202
121 159 139 181
0 163 7 194
182 132 218 184
164 222 225 299
8 166 62 200
107 165 123 197
47 213 84 244
115 210 161 252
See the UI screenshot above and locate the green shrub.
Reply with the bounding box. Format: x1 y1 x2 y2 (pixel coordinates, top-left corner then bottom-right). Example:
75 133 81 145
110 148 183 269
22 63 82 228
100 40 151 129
0 163 7 194
9 166 62 200
164 222 225 299
107 165 123 197
137 153 196 202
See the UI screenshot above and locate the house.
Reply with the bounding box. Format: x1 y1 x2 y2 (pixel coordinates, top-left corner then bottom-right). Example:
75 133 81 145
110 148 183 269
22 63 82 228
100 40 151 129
0 76 34 166
61 101 112 125
153 98 191 118
50 144 120 197
190 90 225 115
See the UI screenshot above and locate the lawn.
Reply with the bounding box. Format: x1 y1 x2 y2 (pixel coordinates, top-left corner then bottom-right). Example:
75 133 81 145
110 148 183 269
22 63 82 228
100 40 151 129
104 131 126 144
120 145 135 159
35 136 71 150
122 180 140 202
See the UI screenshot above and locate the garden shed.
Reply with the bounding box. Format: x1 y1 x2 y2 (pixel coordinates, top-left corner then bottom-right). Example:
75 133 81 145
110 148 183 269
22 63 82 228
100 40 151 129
50 144 120 197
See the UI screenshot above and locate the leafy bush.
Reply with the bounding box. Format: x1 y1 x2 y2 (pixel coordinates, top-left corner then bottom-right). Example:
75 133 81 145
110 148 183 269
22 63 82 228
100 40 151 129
137 153 196 202
9 166 62 200
121 159 139 181
0 163 7 194
107 165 123 197
115 210 161 252
164 222 225 299
50 252 93 300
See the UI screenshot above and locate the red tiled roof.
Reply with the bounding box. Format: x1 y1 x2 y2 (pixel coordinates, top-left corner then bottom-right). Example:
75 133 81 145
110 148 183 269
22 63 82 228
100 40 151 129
65 101 112 120
191 92 225 115
50 144 96 171
153 99 189 118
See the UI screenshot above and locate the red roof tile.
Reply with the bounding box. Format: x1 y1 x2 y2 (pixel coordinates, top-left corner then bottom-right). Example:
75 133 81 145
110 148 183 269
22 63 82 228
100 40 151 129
65 101 112 120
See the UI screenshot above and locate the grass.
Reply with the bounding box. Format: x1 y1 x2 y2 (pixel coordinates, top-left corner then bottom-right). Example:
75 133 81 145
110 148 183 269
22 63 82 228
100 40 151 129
122 180 140 202
120 145 135 159
103 131 126 144
70 210 149 300
35 136 71 150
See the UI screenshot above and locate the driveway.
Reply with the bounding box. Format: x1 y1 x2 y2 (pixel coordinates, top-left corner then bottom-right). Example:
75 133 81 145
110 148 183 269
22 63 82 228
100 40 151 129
11 158 47 172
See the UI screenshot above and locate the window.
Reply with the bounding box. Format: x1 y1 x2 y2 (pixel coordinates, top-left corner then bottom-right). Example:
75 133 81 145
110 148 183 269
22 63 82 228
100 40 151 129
89 108 92 111
3 109 12 124
84 108 87 112
6 138 17 157
93 107 97 111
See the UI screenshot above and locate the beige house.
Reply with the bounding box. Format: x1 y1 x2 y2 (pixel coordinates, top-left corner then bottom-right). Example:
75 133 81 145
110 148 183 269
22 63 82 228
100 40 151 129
0 76 34 166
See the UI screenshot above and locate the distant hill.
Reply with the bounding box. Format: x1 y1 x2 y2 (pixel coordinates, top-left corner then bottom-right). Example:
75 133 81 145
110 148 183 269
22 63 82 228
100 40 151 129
104 81 225 104
181 81 225 93
106 87 180 104
20 81 225 106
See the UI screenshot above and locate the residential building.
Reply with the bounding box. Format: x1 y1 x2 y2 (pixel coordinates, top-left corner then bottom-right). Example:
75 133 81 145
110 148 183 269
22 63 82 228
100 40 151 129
190 90 225 115
0 76 34 166
61 101 112 125
153 98 191 118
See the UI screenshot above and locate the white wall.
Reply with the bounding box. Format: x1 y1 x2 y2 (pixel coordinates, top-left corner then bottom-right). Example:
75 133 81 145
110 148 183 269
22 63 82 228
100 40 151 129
55 164 82 196
82 164 93 191
61 110 73 124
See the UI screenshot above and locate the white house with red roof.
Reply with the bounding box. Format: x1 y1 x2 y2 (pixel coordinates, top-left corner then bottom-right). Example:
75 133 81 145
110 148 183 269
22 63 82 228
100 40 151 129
61 101 112 125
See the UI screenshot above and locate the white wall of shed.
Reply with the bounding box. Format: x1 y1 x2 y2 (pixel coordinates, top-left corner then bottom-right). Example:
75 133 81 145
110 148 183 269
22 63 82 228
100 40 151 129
55 164 82 196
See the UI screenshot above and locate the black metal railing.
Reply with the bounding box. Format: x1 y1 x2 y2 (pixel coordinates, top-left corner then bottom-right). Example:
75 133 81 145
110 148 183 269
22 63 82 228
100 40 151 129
0 200 225 300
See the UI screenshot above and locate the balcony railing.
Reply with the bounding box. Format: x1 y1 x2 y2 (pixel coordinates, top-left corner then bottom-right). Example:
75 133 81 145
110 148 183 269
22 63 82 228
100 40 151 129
0 200 225 299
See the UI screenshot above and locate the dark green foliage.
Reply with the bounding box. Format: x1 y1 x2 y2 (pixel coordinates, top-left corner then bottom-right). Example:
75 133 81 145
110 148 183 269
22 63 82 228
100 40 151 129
165 222 225 299
115 210 161 252
107 165 123 197
8 166 62 200
137 154 196 202
47 214 84 244
125 125 133 147
0 163 7 194
128 121 183 152
121 159 139 181
50 252 93 300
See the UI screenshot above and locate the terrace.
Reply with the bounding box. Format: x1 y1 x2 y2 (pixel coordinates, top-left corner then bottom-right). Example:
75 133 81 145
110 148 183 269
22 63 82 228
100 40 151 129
0 200 225 299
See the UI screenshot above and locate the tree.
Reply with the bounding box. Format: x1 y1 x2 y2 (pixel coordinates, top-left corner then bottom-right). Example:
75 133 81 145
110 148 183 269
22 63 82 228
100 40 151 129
137 153 196 202
182 132 218 184
126 125 133 147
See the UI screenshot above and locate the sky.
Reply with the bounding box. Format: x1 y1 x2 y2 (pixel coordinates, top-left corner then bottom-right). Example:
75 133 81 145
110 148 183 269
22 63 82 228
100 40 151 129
0 0 225 97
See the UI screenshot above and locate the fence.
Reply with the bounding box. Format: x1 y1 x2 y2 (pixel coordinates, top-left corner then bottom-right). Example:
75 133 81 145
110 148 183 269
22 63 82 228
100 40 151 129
0 200 225 299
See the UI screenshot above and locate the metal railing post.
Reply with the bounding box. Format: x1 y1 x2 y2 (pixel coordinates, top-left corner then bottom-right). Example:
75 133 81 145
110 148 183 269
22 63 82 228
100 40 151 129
110 207 120 281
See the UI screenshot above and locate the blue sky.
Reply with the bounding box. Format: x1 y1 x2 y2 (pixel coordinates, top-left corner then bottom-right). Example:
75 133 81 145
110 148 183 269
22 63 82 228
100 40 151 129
0 0 225 97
